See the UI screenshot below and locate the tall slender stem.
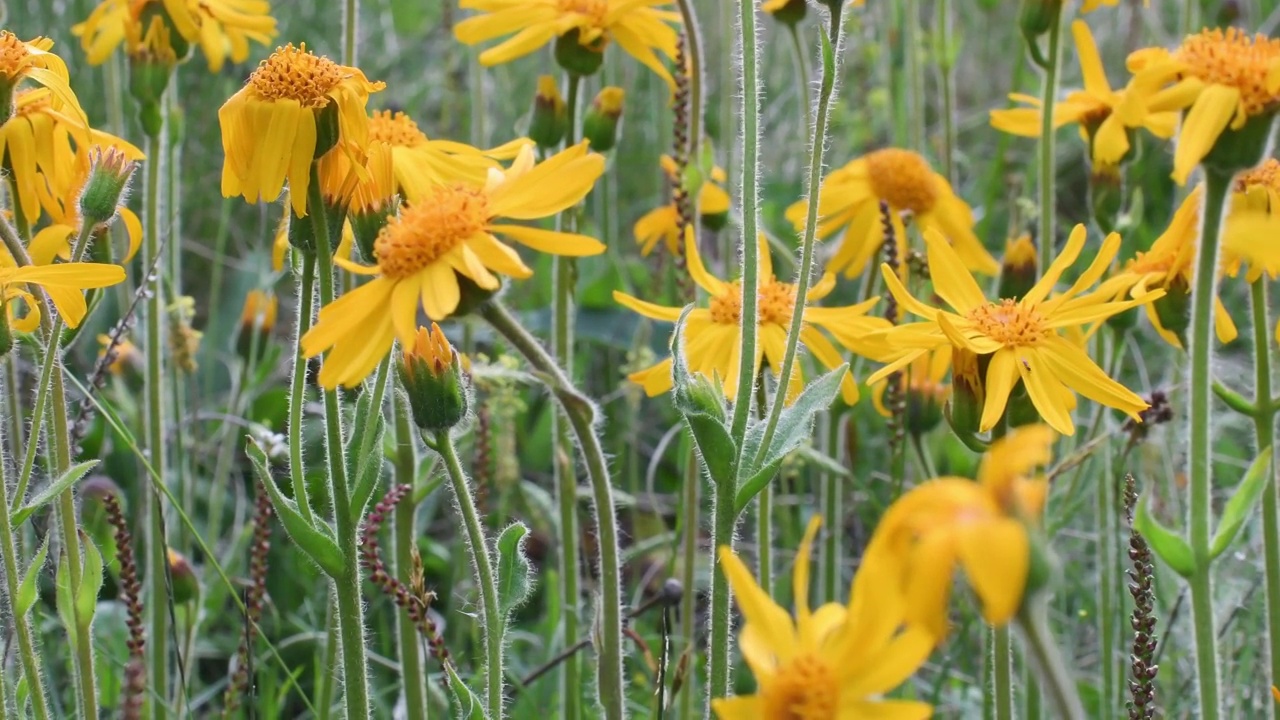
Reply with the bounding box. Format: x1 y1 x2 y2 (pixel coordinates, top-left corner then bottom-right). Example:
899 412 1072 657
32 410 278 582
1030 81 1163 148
728 0 761 442
786 24 813 151
1097 384 1119 715
393 396 428 720
1036 9 1063 271
0 388 51 720
937 0 956 183
479 300 625 719
435 429 504 720
677 450 699 720
1017 598 1086 720
308 173 370 719
992 624 1014 720
553 71 583 720
1251 277 1280 713
751 5 844 471
1187 169 1231 720
820 411 843 602
289 252 318 525
143 128 171 720
903 0 924 152
754 382 772 592
342 0 358 66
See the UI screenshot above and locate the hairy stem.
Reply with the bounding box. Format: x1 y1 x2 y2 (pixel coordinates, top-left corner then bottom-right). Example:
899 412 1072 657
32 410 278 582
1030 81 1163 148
1036 8 1063 272
393 396 428 720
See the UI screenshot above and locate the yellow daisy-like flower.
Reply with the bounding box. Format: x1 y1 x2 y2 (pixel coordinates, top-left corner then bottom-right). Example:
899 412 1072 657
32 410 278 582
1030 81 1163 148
0 32 83 116
615 229 891 405
454 0 681 87
219 43 384 219
867 225 1160 436
1128 28 1280 184
2 88 143 226
1108 186 1239 348
989 21 1182 169
712 516 934 720
0 258 126 332
786 148 999 279
300 142 606 388
634 154 730 256
860 424 1055 637
73 0 278 72
1221 158 1280 282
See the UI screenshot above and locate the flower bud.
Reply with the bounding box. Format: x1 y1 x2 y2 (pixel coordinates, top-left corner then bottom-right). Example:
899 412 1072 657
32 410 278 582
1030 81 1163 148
529 75 568 150
764 0 808 26
554 28 605 77
1199 111 1277 180
351 198 399 264
674 370 727 424
80 147 138 230
1151 274 1191 348
167 549 200 604
127 15 178 137
237 290 278 361
1089 165 1124 234
398 323 469 432
1019 0 1064 40
998 234 1038 301
582 87 624 152
948 347 985 437
98 333 144 383
905 378 946 437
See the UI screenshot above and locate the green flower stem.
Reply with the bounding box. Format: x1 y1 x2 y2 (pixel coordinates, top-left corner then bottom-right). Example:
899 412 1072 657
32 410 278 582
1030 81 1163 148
289 251 319 527
1017 596 1086 720
5 356 21 466
1187 168 1231 720
142 128 170 720
786 23 813 150
554 71 583 720
754 382 772 592
393 395 428 720
992 624 1014 720
163 87 191 550
479 299 625 720
904 0 924 152
0 376 50 720
820 411 843 602
728 0 762 443
1097 425 1118 715
937 0 956 183
677 450 699 720
751 4 844 473
1249 278 1280 710
307 171 370 720
434 428 504 720
1036 7 1063 273
343 0 358 66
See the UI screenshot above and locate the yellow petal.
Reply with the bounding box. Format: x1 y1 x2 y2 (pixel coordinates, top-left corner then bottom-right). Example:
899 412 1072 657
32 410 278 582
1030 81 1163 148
1173 84 1242 185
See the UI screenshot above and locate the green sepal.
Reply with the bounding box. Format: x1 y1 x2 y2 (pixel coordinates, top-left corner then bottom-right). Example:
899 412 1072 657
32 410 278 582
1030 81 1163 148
16 534 51 617
554 29 604 77
1211 447 1274 560
11 460 98 527
75 530 105 625
247 439 345 578
496 522 533 618
670 307 737 487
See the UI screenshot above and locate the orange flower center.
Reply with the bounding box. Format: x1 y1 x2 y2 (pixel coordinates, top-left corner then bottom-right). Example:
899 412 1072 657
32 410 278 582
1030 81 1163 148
865 148 938 215
758 277 797 326
369 109 429 147
0 32 32 81
13 89 51 117
760 654 839 720
709 282 743 325
248 43 343 108
375 185 489 279
967 299 1048 347
558 0 609 24
1236 158 1280 194
1175 28 1280 116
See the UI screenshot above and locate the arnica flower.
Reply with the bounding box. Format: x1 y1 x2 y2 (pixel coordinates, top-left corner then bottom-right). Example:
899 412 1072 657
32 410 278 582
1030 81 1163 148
1128 28 1280 184
454 0 681 87
29 146 144 266
860 425 1056 637
615 229 891 405
1107 186 1238 348
1221 158 1280 282
712 516 934 720
873 348 950 439
2 88 143 226
634 154 730 256
0 32 83 120
73 0 278 72
219 43 384 218
989 21 1180 170
866 225 1160 436
300 142 606 389
97 333 143 378
786 148 999 279
0 257 126 332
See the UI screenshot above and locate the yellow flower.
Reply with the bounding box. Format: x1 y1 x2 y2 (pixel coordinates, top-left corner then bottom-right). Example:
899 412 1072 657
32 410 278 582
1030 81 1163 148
73 0 278 72
615 229 891 405
867 225 1159 435
97 333 142 377
300 142 606 388
1221 158 1280 282
711 516 934 720
240 289 278 333
362 109 528 203
0 32 83 118
219 43 384 218
989 21 1180 169
0 259 126 332
1081 0 1147 10
860 425 1055 637
454 0 681 87
2 88 143 226
1128 28 1280 184
634 154 730 256
786 148 998 279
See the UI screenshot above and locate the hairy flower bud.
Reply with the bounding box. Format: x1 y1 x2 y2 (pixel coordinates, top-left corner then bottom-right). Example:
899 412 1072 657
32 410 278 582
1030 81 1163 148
530 75 568 150
398 323 470 432
80 147 138 230
167 549 200 604
554 28 605 77
237 290 278 361
998 234 1038 301
948 347 985 437
582 87 625 152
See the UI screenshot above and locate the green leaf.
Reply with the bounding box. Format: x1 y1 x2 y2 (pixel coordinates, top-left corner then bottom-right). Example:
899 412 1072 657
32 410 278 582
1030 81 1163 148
819 23 835 78
16 534 51 616
76 531 105 624
349 388 388 521
736 366 846 513
247 439 345 579
670 308 737 486
11 460 98 526
496 522 533 618
1134 492 1194 577
1212 447 1274 559
443 661 487 720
